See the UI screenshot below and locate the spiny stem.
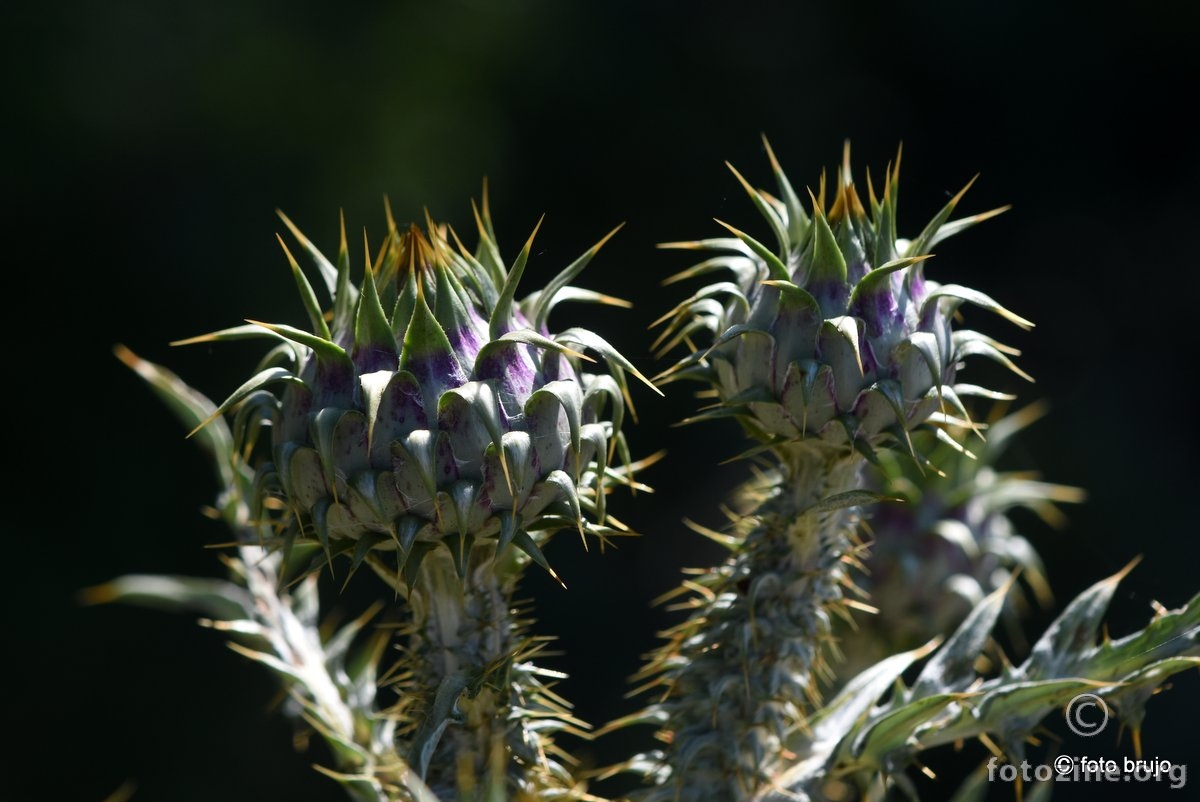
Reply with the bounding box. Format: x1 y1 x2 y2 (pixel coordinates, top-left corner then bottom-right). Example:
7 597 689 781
396 542 588 800
626 444 865 801
407 546 515 796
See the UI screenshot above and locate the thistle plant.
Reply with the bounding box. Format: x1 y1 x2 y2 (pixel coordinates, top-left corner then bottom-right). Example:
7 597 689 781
107 196 658 801
101 145 1200 802
607 141 1199 801
608 141 1036 799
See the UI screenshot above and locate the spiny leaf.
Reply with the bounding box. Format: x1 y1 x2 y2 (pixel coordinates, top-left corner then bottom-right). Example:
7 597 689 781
498 328 593 362
530 223 624 332
727 161 790 255
489 214 543 339
712 219 791 282
555 327 662 396
762 134 810 247
278 234 332 340
806 205 848 286
354 230 395 356
905 174 979 258
170 322 291 347
277 209 339 299
471 181 505 285
926 284 1034 330
911 579 1012 698
333 211 357 334
927 205 1011 250
188 367 304 438
113 346 237 484
245 320 351 365
81 574 253 622
953 335 1035 383
1023 558 1139 676
510 528 566 589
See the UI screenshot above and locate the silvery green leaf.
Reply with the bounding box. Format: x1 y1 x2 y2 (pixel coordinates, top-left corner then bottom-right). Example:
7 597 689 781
1021 562 1131 679
85 574 253 623
910 581 1010 698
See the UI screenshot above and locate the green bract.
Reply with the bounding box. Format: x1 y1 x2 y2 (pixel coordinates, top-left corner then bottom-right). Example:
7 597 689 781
185 197 655 588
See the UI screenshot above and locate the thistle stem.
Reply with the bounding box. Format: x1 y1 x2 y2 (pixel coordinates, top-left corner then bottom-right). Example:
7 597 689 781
637 443 864 801
403 541 582 799
407 544 515 798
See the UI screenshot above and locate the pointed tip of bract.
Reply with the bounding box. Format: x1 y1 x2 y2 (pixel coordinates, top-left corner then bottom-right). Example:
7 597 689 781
278 233 333 340
529 212 548 243
838 138 854 206
828 142 866 223
725 159 755 196
656 240 707 252
423 207 446 247
361 227 372 279
353 229 397 362
186 411 220 440
488 214 544 339
275 208 301 239
978 203 1012 222
806 203 849 285
1113 554 1144 583
446 221 472 259
112 342 139 370
948 173 981 213
711 217 790 281
382 196 396 234
595 220 626 250
806 183 822 218
471 196 487 239
167 333 206 347
761 132 782 172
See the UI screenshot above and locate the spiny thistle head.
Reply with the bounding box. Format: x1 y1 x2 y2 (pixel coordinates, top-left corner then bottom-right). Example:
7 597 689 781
185 193 655 588
843 402 1085 670
655 139 1032 464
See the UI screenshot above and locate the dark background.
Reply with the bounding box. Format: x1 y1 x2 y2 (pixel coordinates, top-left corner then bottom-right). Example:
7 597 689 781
9 1 1199 800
